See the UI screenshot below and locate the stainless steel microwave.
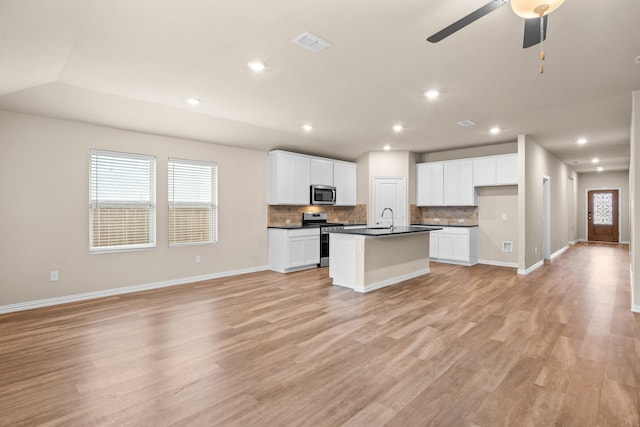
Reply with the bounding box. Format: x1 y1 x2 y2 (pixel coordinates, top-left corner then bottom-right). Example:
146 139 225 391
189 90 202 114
310 185 336 205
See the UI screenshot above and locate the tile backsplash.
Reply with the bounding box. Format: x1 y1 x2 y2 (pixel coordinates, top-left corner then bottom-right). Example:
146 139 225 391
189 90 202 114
269 204 475 227
268 204 367 226
413 206 478 225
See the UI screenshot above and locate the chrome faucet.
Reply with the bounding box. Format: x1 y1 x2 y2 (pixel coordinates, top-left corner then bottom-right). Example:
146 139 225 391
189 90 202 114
381 207 394 229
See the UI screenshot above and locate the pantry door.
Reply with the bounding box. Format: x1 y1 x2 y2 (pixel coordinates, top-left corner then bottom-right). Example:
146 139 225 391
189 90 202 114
372 177 406 227
587 189 619 242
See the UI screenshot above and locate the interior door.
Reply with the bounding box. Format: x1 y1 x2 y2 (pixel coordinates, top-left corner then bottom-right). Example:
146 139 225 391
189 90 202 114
587 189 619 242
372 177 406 227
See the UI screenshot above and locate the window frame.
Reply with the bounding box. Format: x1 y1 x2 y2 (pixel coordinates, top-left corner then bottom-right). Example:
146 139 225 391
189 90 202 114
89 149 157 253
168 157 218 247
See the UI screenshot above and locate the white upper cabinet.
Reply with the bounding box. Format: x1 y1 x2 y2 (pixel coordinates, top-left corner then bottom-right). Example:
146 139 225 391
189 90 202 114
495 154 518 185
269 151 310 205
473 153 518 187
472 156 497 186
334 161 357 206
269 150 357 206
416 162 444 206
310 158 334 186
444 160 474 206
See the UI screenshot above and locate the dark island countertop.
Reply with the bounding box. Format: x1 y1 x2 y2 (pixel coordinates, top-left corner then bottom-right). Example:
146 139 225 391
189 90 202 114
268 224 320 229
330 226 442 237
412 223 479 228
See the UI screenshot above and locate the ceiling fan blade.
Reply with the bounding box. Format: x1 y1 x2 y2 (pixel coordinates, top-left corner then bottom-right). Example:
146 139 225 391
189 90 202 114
523 15 548 48
427 0 508 43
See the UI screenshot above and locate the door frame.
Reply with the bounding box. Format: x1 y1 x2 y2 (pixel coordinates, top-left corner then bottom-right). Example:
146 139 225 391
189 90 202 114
371 176 407 227
584 187 621 242
542 176 551 261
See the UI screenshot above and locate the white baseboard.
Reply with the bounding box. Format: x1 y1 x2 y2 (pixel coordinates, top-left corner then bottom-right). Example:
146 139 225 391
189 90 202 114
478 259 518 269
575 238 629 244
516 245 569 276
0 265 269 314
351 268 430 293
551 245 569 260
517 260 543 275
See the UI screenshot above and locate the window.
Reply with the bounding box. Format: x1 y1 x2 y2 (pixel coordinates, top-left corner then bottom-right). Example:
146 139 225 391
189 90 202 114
168 158 217 246
90 150 156 251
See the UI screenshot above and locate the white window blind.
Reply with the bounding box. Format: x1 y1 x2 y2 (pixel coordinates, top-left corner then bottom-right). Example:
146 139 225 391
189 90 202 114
168 158 218 246
90 150 156 251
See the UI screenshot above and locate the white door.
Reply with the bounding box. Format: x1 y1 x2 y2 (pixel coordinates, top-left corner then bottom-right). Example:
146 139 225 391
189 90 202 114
372 177 406 227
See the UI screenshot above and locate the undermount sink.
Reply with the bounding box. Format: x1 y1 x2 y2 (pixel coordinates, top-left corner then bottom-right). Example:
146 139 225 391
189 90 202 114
368 227 391 230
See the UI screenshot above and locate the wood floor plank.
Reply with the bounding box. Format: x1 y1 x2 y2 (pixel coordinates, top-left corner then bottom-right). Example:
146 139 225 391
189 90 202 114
0 242 637 426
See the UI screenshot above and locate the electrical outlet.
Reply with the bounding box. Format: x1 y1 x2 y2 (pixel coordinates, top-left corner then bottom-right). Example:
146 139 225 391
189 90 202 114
49 271 59 282
534 247 538 255
458 218 465 223
285 219 291 224
195 255 201 264
433 218 440 222
502 213 507 220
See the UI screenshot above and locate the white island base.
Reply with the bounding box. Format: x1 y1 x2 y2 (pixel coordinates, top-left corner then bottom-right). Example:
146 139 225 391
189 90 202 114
329 230 431 293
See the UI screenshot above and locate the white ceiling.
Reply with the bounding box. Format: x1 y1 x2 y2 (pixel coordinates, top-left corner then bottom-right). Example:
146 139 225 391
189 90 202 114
1 0 639 172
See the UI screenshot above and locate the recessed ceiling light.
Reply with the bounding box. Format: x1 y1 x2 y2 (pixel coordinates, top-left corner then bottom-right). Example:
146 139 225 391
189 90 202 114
248 61 265 72
577 138 587 145
302 124 313 132
383 145 391 151
592 157 599 164
392 124 403 132
425 89 439 100
490 127 500 134
186 98 201 106
457 120 476 127
597 166 604 172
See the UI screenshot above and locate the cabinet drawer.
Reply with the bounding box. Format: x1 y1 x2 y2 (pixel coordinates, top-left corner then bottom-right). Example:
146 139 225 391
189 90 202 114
439 226 470 235
286 228 320 237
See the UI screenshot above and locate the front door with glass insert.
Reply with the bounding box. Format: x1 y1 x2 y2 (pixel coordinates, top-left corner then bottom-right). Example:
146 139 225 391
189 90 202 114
587 189 619 242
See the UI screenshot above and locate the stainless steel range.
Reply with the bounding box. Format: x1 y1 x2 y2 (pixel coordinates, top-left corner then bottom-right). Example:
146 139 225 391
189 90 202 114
302 212 344 267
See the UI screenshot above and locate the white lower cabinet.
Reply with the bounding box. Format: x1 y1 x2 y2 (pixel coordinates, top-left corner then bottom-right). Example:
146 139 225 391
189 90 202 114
269 228 320 273
429 226 478 266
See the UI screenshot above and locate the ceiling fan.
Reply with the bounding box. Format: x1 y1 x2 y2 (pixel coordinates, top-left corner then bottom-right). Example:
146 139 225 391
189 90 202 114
427 0 566 72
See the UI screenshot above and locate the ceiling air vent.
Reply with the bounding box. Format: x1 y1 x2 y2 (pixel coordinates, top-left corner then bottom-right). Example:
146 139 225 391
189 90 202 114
293 32 331 53
457 120 476 127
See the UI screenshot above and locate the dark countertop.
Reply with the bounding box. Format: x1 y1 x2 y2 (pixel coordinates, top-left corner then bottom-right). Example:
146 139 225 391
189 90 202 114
412 223 479 228
330 226 442 236
268 223 366 230
268 224 319 229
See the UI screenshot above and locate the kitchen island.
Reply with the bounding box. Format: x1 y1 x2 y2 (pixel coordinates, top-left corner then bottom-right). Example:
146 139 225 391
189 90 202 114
329 226 441 293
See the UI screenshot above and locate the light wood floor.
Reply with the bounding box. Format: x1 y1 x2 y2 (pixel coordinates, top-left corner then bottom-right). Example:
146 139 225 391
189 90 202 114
1 243 637 426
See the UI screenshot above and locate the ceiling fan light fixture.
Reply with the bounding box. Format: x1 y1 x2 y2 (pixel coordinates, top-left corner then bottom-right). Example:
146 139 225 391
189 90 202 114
510 0 565 18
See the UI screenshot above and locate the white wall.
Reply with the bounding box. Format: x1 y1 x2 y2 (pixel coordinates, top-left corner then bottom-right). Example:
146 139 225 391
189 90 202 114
577 171 630 242
477 186 518 265
366 151 413 226
0 111 268 308
422 142 517 162
518 135 577 271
